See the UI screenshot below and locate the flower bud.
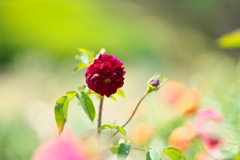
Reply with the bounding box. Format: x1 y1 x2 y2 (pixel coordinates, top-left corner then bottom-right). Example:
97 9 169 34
149 79 160 88
146 73 167 94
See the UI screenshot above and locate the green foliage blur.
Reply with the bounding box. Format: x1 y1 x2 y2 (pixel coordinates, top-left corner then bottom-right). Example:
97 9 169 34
1 0 240 159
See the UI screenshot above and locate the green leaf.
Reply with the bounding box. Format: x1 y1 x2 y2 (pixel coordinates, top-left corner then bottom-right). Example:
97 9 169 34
160 77 168 87
94 93 103 100
63 91 76 120
146 148 161 160
99 48 106 54
77 48 95 62
146 151 151 160
109 95 117 101
111 139 125 155
94 48 105 60
66 91 76 95
54 92 76 135
111 144 119 155
98 124 126 136
63 94 75 121
54 96 67 134
163 147 186 160
116 88 125 98
112 126 127 136
117 143 131 160
75 53 89 64
98 124 112 131
75 91 95 123
112 120 117 125
78 48 89 53
77 85 91 92
74 63 89 72
88 51 95 62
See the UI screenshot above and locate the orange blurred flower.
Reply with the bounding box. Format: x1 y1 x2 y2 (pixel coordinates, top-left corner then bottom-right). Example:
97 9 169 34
175 89 200 116
130 123 153 145
168 126 195 151
159 81 186 105
159 80 200 116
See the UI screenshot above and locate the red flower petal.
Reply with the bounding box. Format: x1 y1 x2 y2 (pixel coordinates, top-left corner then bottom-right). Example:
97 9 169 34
85 54 125 97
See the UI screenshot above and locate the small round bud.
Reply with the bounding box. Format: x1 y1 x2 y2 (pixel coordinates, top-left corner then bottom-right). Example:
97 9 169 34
150 79 160 88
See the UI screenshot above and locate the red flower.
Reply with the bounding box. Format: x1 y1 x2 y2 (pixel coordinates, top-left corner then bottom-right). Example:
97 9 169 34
85 54 125 97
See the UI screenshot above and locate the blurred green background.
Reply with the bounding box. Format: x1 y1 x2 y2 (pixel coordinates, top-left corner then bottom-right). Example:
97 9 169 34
0 0 240 159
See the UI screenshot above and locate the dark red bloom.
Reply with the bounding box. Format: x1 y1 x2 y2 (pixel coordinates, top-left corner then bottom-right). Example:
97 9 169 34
85 54 126 97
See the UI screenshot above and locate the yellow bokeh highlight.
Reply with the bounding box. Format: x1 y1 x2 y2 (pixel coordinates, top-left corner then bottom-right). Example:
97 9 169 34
217 29 240 48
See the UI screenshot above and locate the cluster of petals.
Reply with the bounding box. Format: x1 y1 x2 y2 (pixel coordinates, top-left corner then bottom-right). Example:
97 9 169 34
85 54 125 97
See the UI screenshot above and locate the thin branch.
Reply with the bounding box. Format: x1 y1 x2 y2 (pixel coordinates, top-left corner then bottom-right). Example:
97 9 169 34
110 145 147 152
107 92 148 140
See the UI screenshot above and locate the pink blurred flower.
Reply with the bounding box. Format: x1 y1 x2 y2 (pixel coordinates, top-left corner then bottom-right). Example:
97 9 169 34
85 54 125 97
195 108 223 151
31 132 89 160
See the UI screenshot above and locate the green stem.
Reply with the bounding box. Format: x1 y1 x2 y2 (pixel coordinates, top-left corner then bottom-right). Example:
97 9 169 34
110 145 164 153
108 92 148 139
110 145 147 152
97 96 104 135
122 92 148 128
